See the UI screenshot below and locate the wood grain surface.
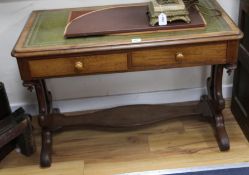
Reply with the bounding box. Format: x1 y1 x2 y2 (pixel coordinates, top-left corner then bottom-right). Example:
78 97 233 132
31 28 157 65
22 41 228 80
131 42 227 67
28 53 128 78
1 104 249 175
0 161 84 175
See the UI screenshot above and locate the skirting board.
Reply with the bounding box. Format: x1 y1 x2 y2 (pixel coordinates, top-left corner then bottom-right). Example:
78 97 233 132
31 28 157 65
11 85 233 115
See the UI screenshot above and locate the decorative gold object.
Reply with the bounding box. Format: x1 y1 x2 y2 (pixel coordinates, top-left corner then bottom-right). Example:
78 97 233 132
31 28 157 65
148 0 191 26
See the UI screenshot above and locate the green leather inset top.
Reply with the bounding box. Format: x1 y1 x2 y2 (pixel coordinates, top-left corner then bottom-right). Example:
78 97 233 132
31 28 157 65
24 0 231 48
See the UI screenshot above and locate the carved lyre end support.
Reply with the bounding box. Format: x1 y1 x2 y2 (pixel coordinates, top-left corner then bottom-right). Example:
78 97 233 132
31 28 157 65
23 80 54 167
203 65 230 151
207 65 225 111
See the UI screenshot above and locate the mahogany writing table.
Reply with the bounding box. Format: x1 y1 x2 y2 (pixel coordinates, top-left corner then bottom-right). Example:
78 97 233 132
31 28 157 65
12 0 242 167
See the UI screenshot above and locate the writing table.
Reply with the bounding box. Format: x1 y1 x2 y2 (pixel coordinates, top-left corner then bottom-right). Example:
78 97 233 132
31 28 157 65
12 0 242 167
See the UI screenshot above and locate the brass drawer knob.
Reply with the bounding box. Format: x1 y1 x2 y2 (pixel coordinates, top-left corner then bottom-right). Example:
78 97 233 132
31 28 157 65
175 52 184 62
75 61 84 72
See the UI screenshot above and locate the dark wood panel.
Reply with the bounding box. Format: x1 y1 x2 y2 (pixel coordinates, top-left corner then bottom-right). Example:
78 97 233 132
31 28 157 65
231 0 249 141
0 82 11 120
0 82 14 160
240 0 249 52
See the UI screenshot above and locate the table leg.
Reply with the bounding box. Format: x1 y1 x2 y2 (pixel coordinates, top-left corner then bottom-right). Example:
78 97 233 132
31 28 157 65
24 80 53 167
202 65 229 151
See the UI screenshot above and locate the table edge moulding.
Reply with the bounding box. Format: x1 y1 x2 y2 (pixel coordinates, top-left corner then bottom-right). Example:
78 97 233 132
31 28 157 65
11 0 243 167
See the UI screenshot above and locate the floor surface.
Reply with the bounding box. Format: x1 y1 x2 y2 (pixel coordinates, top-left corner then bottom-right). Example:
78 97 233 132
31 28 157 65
0 104 248 175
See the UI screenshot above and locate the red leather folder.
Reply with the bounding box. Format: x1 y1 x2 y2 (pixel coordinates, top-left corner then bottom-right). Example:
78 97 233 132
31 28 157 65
64 5 206 38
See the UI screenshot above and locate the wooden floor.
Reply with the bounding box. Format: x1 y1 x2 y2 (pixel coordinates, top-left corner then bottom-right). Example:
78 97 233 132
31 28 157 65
1 104 249 175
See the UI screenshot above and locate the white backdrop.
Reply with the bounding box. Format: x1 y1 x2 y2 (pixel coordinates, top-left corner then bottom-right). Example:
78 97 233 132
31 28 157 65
0 0 240 112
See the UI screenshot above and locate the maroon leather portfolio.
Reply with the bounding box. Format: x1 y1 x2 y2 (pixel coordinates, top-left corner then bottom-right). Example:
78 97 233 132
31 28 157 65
64 5 206 38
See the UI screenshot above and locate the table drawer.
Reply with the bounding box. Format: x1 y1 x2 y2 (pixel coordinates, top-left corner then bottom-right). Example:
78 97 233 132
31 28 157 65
131 42 227 68
29 53 128 78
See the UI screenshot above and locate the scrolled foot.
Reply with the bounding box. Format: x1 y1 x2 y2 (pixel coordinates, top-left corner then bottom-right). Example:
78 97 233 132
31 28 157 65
40 130 52 167
200 95 230 151
214 112 230 151
40 152 52 167
216 126 230 151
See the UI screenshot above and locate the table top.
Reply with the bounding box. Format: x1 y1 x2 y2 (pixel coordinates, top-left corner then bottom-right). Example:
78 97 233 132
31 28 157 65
12 0 242 58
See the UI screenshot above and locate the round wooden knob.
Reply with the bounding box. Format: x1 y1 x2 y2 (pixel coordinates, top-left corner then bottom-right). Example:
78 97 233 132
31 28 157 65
75 61 84 72
175 52 184 62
